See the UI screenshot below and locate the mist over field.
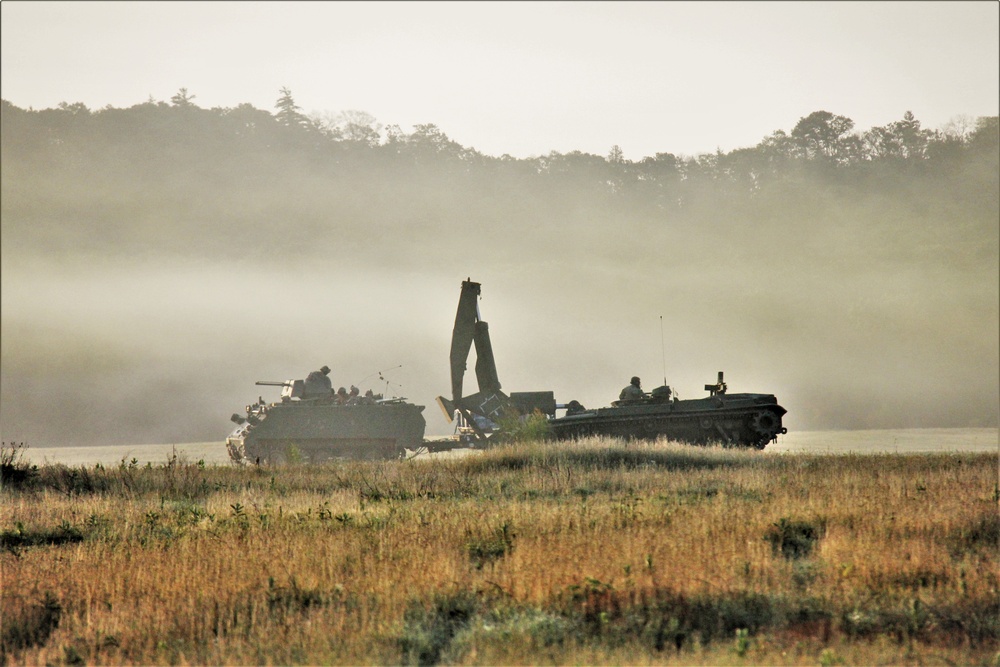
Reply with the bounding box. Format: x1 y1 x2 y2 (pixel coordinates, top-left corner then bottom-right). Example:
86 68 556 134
1 99 997 446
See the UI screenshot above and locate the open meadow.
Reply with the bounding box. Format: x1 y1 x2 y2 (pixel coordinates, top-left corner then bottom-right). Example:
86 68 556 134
2 437 998 665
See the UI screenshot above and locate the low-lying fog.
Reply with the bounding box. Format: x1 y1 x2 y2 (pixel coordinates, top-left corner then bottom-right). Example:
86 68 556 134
3 249 996 447
3 104 997 446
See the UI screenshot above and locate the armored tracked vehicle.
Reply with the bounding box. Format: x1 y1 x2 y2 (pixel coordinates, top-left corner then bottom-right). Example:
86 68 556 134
436 279 787 449
549 372 786 449
226 371 426 464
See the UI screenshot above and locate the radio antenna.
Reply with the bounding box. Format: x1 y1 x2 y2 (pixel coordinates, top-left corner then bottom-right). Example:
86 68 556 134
356 364 403 387
660 315 667 386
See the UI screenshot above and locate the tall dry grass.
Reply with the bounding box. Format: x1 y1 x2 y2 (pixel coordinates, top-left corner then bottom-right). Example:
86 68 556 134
1 438 997 665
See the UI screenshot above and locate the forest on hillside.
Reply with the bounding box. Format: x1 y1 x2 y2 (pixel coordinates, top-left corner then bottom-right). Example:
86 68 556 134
1 89 997 446
2 90 997 268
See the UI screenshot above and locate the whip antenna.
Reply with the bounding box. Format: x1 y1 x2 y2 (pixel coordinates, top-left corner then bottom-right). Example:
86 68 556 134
356 364 403 387
660 315 667 386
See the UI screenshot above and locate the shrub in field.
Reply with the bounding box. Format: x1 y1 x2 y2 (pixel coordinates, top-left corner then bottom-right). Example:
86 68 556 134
37 465 113 495
399 594 588 665
1 521 83 553
635 591 783 649
841 597 1000 645
938 599 1000 647
946 511 1000 556
493 409 553 444
550 578 842 654
0 592 62 655
467 521 515 569
764 517 826 559
5 454 226 500
399 590 482 665
266 576 330 616
0 442 36 489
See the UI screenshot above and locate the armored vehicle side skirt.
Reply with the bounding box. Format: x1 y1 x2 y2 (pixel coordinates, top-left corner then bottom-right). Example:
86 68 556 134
549 400 786 449
227 400 426 464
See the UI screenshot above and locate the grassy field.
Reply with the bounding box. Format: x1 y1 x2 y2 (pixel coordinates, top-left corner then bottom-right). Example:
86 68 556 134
1 438 997 665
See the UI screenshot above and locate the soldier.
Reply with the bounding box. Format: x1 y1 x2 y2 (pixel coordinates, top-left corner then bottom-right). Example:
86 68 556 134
303 365 333 399
336 386 349 404
619 376 645 401
347 385 360 405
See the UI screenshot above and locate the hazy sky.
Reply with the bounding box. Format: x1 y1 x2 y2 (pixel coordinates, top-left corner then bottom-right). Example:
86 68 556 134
2 1 997 159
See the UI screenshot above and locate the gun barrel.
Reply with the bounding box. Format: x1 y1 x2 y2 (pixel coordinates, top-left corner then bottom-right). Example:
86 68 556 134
255 381 289 386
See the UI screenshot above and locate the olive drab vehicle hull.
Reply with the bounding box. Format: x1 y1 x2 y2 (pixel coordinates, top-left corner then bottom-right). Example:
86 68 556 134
548 377 787 449
437 279 787 449
226 378 426 464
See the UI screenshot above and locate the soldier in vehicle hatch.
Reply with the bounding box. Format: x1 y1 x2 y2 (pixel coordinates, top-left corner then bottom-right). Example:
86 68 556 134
303 365 333 399
619 376 645 401
347 386 361 405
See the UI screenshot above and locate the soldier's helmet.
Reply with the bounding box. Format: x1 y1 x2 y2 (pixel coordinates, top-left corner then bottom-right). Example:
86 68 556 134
631 376 641 386
320 365 331 375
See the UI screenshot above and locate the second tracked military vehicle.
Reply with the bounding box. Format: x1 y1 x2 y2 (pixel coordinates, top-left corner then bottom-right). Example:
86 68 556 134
226 368 426 464
548 372 786 449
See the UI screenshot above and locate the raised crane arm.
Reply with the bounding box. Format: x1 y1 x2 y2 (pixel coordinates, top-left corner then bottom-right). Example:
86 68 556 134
437 279 555 443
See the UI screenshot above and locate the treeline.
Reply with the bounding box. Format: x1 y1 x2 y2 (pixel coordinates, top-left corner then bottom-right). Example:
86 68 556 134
4 88 997 175
1 89 996 268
